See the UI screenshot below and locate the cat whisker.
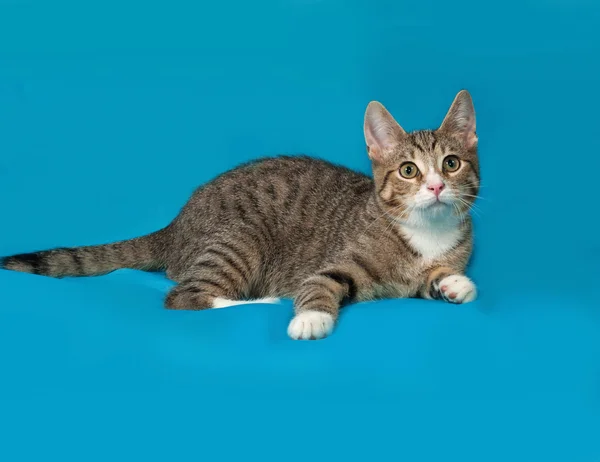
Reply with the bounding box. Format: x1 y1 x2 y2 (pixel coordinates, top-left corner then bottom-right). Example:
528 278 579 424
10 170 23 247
452 202 466 222
462 181 486 187
378 205 412 241
460 193 488 201
455 197 483 218
365 202 407 232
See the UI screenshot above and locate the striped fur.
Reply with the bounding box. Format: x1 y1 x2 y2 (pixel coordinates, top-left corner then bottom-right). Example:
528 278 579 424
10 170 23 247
2 230 168 277
2 90 480 340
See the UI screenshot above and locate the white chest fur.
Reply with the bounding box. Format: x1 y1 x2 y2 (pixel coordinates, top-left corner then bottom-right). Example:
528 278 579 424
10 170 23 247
398 221 464 262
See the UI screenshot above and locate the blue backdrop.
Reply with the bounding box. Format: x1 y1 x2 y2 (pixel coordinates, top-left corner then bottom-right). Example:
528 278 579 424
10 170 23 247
1 1 599 461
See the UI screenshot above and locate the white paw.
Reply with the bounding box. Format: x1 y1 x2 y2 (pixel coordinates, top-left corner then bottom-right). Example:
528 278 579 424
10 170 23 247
287 311 334 340
438 274 477 304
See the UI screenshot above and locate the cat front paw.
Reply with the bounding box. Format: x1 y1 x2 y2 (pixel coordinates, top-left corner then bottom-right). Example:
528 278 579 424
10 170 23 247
287 310 334 340
438 274 477 304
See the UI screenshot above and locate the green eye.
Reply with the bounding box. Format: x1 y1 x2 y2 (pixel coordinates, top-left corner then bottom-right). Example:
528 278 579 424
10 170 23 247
443 155 461 172
399 162 419 179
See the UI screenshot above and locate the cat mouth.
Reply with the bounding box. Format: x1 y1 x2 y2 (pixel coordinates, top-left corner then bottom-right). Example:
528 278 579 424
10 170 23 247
413 194 456 212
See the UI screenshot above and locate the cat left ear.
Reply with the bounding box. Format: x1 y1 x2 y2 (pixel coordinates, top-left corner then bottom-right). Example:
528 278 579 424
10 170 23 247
439 90 477 149
364 101 406 163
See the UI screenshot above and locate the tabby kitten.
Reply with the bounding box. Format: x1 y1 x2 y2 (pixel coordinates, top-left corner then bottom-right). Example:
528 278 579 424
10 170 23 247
2 90 480 340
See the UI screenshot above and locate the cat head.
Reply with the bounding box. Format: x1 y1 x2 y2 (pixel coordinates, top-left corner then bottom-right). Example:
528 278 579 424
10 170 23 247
364 90 480 226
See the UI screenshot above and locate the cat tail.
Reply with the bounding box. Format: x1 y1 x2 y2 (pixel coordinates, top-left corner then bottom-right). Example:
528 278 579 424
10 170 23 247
1 228 170 278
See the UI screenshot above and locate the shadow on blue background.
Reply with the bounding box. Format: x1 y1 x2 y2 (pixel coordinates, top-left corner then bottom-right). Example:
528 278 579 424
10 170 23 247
1 1 599 461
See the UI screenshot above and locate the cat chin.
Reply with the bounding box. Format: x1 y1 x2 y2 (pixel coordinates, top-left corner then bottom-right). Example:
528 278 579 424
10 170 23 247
407 202 458 226
416 201 452 215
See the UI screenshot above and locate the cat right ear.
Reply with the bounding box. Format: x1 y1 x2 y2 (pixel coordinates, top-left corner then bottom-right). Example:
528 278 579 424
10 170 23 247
364 101 406 163
438 90 477 149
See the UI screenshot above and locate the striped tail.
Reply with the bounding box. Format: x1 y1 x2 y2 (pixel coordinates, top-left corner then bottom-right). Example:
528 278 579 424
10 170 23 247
1 229 168 278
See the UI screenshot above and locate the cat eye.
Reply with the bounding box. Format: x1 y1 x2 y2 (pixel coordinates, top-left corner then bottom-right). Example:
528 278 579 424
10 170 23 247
399 162 419 179
443 155 461 172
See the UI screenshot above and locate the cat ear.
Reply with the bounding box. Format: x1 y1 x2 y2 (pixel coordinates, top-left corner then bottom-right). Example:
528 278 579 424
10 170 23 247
439 90 477 149
364 101 406 162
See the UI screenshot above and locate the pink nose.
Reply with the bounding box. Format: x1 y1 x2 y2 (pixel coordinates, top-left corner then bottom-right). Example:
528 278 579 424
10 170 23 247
428 182 445 197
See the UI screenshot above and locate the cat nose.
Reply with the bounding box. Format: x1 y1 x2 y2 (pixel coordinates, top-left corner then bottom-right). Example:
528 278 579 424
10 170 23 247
427 182 445 197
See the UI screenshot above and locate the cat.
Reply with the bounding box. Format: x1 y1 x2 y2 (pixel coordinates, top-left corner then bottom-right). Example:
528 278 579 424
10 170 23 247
2 90 480 340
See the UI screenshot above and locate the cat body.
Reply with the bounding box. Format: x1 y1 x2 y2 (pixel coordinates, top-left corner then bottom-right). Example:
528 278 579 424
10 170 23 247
2 91 480 339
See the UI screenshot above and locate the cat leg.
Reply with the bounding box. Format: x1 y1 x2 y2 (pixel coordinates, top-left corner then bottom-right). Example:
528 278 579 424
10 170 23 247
421 266 477 304
165 281 223 310
288 270 355 340
165 243 257 310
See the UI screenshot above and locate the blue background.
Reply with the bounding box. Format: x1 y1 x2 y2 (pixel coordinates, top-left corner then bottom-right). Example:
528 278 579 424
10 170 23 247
1 0 599 460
